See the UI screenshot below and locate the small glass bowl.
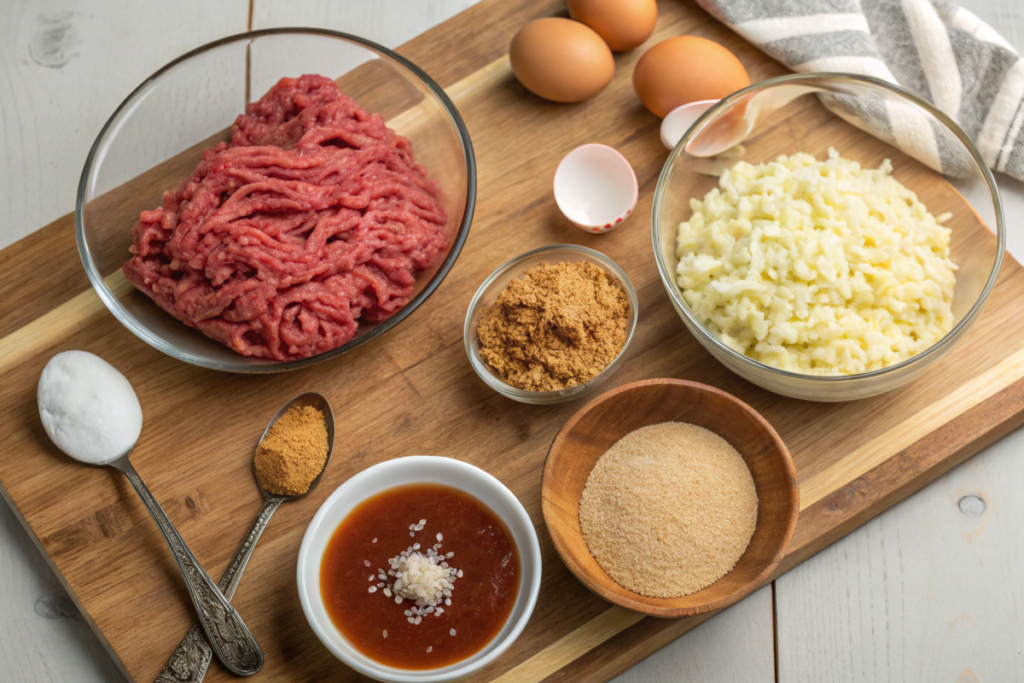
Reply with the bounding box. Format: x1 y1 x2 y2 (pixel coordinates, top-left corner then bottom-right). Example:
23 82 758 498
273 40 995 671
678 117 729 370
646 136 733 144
464 245 638 405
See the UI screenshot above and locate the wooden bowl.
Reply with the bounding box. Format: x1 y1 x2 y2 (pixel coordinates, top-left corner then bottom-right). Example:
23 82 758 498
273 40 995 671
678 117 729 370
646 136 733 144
541 379 799 617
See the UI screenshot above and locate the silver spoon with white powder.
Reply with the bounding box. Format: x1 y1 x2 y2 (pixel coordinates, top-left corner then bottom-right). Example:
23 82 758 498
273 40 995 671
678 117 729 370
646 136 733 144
37 350 263 677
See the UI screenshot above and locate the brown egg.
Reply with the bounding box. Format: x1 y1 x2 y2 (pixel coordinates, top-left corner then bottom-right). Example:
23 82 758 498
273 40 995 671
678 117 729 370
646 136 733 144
510 18 615 103
567 0 658 52
633 36 751 118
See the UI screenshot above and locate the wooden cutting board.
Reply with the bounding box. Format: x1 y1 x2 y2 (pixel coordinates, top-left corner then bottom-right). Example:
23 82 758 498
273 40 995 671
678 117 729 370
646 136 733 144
2 1 1023 681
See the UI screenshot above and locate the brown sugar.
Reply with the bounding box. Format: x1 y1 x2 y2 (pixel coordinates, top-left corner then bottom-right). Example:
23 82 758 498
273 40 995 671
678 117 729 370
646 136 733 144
579 422 758 598
254 405 328 496
477 261 629 391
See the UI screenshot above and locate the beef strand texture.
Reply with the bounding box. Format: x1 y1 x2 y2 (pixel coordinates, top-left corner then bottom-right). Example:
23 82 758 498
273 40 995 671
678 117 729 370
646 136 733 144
122 74 448 361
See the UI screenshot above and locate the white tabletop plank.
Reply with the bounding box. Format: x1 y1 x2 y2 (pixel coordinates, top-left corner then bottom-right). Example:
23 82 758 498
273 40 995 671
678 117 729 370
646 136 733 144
251 0 478 48
612 586 775 683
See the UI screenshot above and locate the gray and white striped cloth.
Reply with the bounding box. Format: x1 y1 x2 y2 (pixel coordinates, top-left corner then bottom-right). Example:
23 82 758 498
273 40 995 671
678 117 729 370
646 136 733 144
697 0 1024 180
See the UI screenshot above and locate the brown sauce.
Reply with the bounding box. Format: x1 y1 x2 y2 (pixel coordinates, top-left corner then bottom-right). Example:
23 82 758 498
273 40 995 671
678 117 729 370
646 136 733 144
320 484 520 669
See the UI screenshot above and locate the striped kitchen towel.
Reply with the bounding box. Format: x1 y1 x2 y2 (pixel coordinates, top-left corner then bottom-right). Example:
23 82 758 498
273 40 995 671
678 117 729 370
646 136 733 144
696 0 1024 180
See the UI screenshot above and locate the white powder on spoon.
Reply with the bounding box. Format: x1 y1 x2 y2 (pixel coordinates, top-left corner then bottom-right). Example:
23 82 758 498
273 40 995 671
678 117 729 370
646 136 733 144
37 351 143 465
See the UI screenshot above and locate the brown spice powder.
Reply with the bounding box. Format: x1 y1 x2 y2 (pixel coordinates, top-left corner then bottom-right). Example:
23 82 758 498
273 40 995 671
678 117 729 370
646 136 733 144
579 422 758 598
477 261 629 391
254 405 328 496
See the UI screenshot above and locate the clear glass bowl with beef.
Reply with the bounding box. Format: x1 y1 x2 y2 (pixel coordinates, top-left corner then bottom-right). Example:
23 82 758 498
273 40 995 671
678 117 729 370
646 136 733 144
77 29 475 372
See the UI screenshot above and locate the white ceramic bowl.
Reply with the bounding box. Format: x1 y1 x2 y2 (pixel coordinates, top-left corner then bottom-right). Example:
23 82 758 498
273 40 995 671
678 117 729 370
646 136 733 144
297 456 542 682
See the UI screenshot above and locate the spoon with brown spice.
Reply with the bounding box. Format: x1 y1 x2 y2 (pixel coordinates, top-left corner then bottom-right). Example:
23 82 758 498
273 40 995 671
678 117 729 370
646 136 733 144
155 392 336 683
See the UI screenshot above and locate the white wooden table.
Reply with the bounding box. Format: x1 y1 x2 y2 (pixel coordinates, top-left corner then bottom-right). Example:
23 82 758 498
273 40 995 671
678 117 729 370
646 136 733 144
2 1 1023 681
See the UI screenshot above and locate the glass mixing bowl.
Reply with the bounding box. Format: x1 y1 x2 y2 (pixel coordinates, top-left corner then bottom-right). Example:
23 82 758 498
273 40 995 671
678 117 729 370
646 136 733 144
76 28 475 373
652 73 1004 401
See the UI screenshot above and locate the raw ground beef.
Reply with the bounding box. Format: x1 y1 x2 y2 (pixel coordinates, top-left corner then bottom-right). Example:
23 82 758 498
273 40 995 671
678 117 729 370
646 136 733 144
122 74 448 361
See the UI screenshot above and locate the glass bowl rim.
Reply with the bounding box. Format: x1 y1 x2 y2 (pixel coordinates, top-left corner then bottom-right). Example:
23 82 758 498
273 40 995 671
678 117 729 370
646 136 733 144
651 71 1006 385
463 243 639 401
75 27 477 374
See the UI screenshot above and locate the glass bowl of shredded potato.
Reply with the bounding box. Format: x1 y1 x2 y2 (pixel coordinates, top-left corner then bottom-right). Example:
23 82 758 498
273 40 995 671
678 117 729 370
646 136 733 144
652 73 1004 402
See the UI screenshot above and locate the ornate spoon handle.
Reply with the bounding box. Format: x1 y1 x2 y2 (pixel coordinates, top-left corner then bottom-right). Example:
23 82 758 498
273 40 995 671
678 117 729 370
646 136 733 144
155 497 283 683
113 457 264 677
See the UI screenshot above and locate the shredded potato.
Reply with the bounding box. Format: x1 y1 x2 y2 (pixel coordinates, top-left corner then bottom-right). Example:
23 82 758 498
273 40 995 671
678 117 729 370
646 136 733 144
675 148 957 376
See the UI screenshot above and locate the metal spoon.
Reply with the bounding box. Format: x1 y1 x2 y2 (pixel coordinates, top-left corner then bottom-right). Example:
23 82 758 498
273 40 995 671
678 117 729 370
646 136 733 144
155 393 336 683
98 452 264 675
37 352 262 676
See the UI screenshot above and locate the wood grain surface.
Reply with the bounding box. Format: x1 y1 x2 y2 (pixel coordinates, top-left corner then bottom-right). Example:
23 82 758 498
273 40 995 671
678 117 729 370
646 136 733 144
3 1 1024 683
